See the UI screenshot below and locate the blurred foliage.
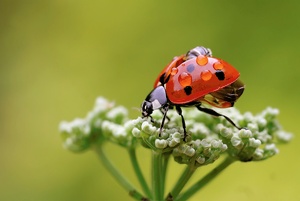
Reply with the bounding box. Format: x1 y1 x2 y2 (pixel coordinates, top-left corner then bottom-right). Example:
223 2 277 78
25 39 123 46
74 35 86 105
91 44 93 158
0 0 299 201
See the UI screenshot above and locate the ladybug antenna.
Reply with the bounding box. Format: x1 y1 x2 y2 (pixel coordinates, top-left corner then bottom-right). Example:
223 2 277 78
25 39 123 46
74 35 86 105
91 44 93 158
132 107 141 112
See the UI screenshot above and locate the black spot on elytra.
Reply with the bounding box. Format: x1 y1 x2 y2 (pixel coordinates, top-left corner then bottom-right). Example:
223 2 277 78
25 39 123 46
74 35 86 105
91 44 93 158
186 64 195 73
184 86 192 95
215 70 225 80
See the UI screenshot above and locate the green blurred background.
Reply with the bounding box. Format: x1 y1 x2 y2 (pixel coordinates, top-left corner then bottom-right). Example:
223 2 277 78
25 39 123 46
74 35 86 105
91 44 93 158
1 1 299 200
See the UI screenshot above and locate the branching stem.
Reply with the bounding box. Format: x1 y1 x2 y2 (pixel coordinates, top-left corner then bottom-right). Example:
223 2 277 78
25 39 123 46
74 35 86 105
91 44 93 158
94 145 146 201
175 156 235 201
128 148 152 199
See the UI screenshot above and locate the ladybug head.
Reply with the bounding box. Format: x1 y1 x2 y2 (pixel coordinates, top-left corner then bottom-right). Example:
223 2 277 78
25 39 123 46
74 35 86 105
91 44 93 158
141 86 168 117
186 46 212 60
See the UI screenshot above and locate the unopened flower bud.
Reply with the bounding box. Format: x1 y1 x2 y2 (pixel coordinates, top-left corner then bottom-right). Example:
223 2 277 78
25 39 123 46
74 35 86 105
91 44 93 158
141 121 157 134
132 127 141 137
155 139 168 149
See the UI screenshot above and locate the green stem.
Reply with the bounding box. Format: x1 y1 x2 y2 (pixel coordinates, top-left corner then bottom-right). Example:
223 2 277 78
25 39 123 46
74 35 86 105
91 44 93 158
162 152 172 201
168 164 196 200
128 148 152 199
152 151 164 201
94 145 147 201
161 152 171 192
175 156 235 201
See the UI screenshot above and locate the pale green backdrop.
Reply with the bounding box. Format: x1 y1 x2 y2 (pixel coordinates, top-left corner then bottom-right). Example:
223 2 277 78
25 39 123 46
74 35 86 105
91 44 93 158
0 1 299 201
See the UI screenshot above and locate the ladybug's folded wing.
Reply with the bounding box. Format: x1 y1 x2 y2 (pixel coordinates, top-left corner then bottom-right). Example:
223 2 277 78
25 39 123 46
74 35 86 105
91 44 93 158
202 79 245 108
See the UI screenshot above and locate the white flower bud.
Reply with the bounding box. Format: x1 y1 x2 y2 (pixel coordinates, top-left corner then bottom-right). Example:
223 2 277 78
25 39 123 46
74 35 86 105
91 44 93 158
247 123 258 132
253 148 264 160
59 118 87 133
141 121 157 134
256 117 267 128
266 107 279 116
160 130 169 139
276 131 293 142
171 132 181 141
94 97 114 110
196 156 205 164
219 126 233 138
184 147 195 157
261 107 279 120
106 106 128 121
249 138 261 148
168 139 179 147
112 126 126 137
87 97 114 121
243 112 254 122
238 129 252 139
256 130 272 143
132 127 141 137
151 110 163 119
231 136 242 147
220 144 228 152
265 144 279 154
200 139 211 148
155 139 168 149
211 140 222 149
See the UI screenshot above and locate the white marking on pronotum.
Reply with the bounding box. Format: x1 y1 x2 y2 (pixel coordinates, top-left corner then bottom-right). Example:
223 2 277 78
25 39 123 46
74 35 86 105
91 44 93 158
152 99 162 110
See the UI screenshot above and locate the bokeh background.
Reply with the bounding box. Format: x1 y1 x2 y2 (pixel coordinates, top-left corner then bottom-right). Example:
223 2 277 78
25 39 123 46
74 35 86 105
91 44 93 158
1 1 299 200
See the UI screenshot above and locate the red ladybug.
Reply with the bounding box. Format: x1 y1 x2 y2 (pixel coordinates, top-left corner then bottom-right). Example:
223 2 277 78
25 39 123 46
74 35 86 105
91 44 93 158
142 46 245 141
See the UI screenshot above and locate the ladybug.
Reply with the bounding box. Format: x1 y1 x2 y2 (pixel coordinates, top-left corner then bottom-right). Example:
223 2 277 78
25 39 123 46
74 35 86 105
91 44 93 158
141 46 245 141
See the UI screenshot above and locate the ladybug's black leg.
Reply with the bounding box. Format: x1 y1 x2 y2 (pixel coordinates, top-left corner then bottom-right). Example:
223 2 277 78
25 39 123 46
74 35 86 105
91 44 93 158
195 105 242 130
159 104 169 137
149 115 155 123
160 108 170 122
175 106 187 141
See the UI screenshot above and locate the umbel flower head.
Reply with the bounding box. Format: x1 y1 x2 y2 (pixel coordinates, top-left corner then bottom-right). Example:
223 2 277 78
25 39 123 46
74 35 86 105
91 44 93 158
60 97 130 152
60 97 292 164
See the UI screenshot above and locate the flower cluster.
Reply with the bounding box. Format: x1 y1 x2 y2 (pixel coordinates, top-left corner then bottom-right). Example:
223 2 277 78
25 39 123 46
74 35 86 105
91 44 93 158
60 97 292 201
60 97 130 152
60 97 292 163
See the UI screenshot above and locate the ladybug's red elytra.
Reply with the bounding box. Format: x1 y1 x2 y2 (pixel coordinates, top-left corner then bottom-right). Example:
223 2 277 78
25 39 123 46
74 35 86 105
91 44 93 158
141 46 245 141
